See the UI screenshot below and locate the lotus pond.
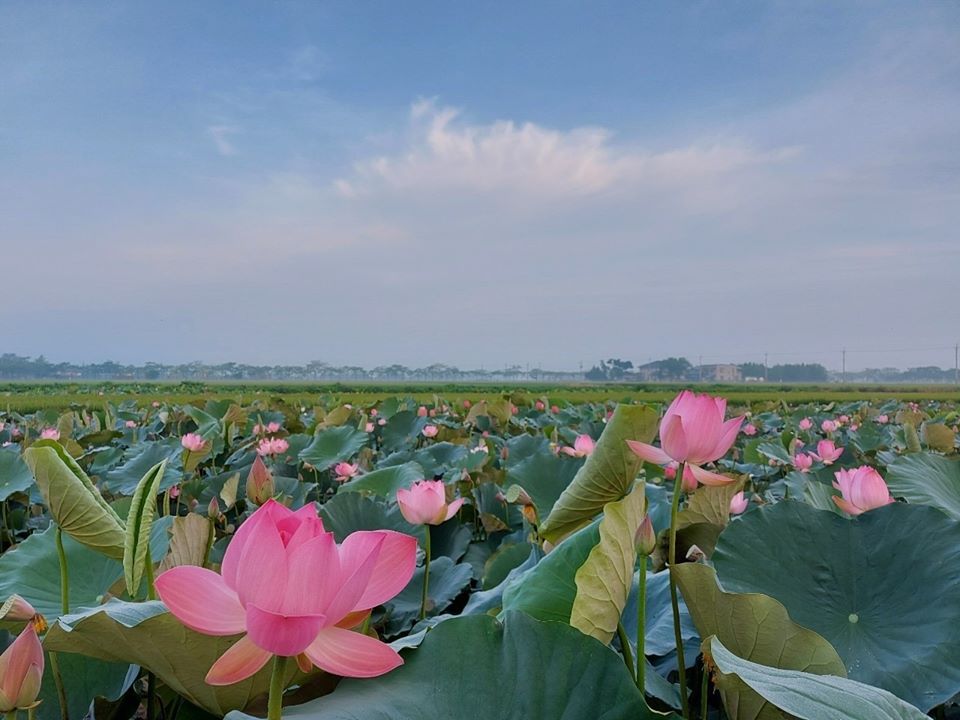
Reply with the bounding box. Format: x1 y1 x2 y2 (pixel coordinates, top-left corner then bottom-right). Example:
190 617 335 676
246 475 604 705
0 392 958 719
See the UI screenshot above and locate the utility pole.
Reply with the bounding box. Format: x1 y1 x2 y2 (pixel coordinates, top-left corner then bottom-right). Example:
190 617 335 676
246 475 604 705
841 348 846 384
698 355 703 382
764 353 768 382
955 344 958 385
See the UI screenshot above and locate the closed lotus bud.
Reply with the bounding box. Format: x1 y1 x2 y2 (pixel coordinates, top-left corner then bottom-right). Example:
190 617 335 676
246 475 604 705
245 456 275 505
208 497 221 520
0 624 44 712
634 515 657 556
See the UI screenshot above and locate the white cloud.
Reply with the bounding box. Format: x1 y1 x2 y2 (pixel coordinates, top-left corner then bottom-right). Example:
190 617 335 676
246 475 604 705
335 100 799 201
207 125 239 156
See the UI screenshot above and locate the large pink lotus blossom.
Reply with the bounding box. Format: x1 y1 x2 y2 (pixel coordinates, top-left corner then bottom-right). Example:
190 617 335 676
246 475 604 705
0 624 44 712
812 439 843 465
535 400 546 411
627 390 743 486
156 500 416 684
396 481 464 526
421 425 438 439
832 466 894 516
793 452 814 473
821 419 838 434
559 434 595 458
39 428 60 441
729 492 748 515
798 418 813 431
181 433 207 452
257 438 290 457
334 462 359 483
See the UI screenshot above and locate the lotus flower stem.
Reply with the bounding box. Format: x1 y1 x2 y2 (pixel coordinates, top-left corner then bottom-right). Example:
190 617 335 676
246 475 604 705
668 462 690 719
48 652 68 720
53 525 71 720
267 655 288 720
615 622 635 680
55 526 69 615
700 663 709 718
635 567 646 692
419 528 432 620
146 672 156 720
7 710 17 720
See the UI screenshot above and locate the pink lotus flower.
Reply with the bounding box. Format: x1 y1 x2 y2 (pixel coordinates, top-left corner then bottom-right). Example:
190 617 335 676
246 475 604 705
396 481 464 526
838 415 849 424
798 418 813 431
369 408 378 417
377 418 386 426
535 400 545 411
463 400 471 409
627 390 743 486
334 462 359 483
729 492 748 515
124 420 137 429
793 452 814 472
365 422 375 433
812 439 843 465
742 424 757 436
156 500 416 684
0 624 44 712
551 405 560 414
417 406 428 417
832 466 894 516
181 433 206 452
421 425 438 439
821 420 838 434
559 434 596 458
257 437 290 457
39 428 60 441
876 414 889 424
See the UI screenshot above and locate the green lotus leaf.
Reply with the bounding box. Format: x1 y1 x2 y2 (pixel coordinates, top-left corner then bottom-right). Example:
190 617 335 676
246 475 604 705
705 636 928 720
540 404 659 543
713 501 960 711
24 441 126 558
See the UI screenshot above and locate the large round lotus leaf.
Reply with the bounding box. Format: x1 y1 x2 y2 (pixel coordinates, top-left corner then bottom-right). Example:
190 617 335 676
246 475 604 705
299 426 368 472
885 452 960 520
226 612 673 720
713 501 960 711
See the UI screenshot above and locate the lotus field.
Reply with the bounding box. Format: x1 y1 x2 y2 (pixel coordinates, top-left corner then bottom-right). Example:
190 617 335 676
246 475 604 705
1 390 959 720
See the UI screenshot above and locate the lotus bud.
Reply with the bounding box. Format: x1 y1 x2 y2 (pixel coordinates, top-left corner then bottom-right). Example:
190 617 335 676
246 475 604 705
245 456 275 506
634 515 657 556
0 625 44 712
208 497 221 520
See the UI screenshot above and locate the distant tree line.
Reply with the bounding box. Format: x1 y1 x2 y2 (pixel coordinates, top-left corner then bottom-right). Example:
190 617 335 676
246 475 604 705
0 352 954 384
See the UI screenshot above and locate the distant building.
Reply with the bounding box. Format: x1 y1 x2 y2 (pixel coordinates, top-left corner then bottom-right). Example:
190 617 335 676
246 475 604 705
699 364 742 382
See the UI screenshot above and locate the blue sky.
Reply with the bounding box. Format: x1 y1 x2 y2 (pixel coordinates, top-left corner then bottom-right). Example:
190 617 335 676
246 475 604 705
2 2 958 371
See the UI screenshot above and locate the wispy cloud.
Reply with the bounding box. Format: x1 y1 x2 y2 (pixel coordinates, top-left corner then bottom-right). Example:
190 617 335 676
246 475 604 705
206 125 239 156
